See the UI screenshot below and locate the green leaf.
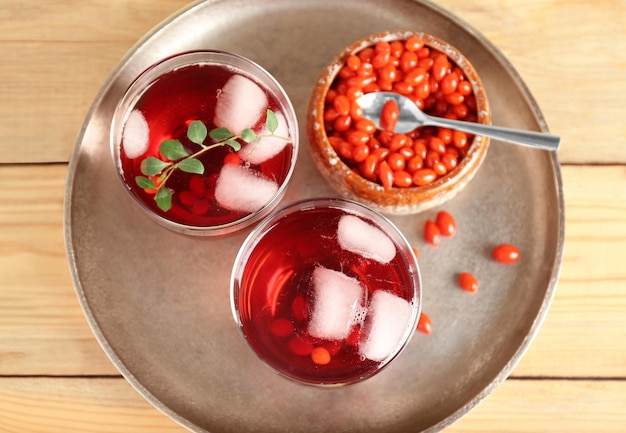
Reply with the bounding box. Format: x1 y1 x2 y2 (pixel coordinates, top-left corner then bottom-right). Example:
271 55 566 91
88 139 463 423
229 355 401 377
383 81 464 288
266 109 278 133
187 120 208 145
225 139 241 151
140 156 171 176
177 158 204 174
241 128 256 143
209 127 234 141
155 188 172 212
160 139 189 160
135 176 155 190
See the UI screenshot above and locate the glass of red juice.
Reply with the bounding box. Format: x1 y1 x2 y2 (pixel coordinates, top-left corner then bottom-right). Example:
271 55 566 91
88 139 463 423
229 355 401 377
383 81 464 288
231 198 421 386
110 50 298 236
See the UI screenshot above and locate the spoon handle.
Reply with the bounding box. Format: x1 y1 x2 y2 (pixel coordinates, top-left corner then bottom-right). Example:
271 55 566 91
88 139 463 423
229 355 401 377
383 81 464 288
424 114 560 151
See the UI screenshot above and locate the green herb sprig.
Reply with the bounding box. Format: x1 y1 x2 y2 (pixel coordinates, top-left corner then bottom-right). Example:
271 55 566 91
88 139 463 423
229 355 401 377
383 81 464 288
135 109 286 212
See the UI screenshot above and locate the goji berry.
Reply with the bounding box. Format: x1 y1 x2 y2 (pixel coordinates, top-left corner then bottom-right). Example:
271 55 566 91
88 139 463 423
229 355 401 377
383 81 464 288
424 220 441 246
493 244 521 264
288 337 314 356
413 168 437 186
322 36 480 190
270 318 294 337
435 210 456 237
311 347 331 365
459 272 479 293
417 312 432 334
380 99 399 132
378 160 394 190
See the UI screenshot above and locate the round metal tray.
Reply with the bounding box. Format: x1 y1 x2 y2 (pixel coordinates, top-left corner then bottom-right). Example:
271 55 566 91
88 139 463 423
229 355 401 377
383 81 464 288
64 0 564 432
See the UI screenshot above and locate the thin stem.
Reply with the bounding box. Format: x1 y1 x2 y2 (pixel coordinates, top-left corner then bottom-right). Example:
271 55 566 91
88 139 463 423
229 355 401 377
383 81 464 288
143 121 290 205
256 133 291 141
152 139 239 194
187 141 227 160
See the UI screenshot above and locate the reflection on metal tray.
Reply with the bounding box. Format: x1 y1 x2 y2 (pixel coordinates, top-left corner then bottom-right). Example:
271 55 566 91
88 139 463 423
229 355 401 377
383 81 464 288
65 0 564 432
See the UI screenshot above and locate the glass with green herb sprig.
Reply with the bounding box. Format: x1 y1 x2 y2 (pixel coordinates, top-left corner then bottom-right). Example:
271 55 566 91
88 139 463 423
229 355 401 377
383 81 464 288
111 51 299 236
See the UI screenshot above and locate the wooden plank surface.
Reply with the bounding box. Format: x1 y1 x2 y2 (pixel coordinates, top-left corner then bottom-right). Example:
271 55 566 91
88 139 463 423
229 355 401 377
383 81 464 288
0 377 623 433
439 0 626 164
1 164 625 377
1 0 625 432
0 0 191 164
0 0 624 163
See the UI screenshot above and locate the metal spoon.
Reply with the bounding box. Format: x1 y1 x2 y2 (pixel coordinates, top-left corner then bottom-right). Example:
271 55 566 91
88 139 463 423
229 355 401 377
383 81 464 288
356 92 560 151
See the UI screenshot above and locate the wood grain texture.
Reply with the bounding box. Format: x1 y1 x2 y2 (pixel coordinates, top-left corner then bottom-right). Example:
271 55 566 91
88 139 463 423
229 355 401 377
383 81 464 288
0 0 624 163
438 0 626 164
0 377 623 433
0 164 120 375
513 165 626 377
1 164 625 377
1 1 625 432
0 0 192 163
449 379 626 433
0 378 183 433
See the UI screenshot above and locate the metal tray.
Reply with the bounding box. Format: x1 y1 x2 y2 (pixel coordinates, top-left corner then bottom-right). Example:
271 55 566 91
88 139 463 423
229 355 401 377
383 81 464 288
64 0 564 432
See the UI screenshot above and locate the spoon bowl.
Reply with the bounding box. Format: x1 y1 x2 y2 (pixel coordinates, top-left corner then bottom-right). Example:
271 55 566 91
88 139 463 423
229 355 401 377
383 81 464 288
357 92 560 151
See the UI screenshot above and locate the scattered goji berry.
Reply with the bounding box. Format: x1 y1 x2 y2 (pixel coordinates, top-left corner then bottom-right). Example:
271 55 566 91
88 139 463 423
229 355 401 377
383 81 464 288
424 220 441 246
417 312 432 334
493 244 521 264
223 152 241 166
436 210 456 237
459 272 479 293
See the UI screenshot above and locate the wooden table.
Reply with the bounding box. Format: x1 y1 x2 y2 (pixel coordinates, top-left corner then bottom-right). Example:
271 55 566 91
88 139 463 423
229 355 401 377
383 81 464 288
1 0 624 431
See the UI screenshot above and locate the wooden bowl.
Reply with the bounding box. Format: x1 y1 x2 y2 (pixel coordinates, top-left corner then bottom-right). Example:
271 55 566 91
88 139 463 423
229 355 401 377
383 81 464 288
306 30 491 214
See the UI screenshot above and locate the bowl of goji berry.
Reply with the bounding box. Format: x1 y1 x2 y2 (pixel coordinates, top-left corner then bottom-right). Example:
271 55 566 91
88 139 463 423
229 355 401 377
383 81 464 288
306 30 490 214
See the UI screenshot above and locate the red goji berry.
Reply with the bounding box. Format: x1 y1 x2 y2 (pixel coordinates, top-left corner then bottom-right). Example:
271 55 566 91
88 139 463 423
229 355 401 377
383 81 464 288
435 210 456 237
291 295 309 321
311 347 331 365
322 36 480 189
288 337 314 356
493 244 521 264
424 220 441 246
413 168 437 186
380 99 399 132
270 318 294 337
378 160 394 190
417 312 432 334
459 272 479 293
223 152 241 166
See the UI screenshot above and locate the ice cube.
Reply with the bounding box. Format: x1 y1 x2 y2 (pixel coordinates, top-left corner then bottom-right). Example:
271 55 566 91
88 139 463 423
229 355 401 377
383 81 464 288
214 74 268 135
337 215 396 264
308 267 364 340
238 111 291 165
214 164 278 213
359 291 413 362
122 110 149 159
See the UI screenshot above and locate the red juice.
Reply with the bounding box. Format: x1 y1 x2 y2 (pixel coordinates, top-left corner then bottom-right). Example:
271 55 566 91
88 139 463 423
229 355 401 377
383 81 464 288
233 199 421 385
115 54 295 230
